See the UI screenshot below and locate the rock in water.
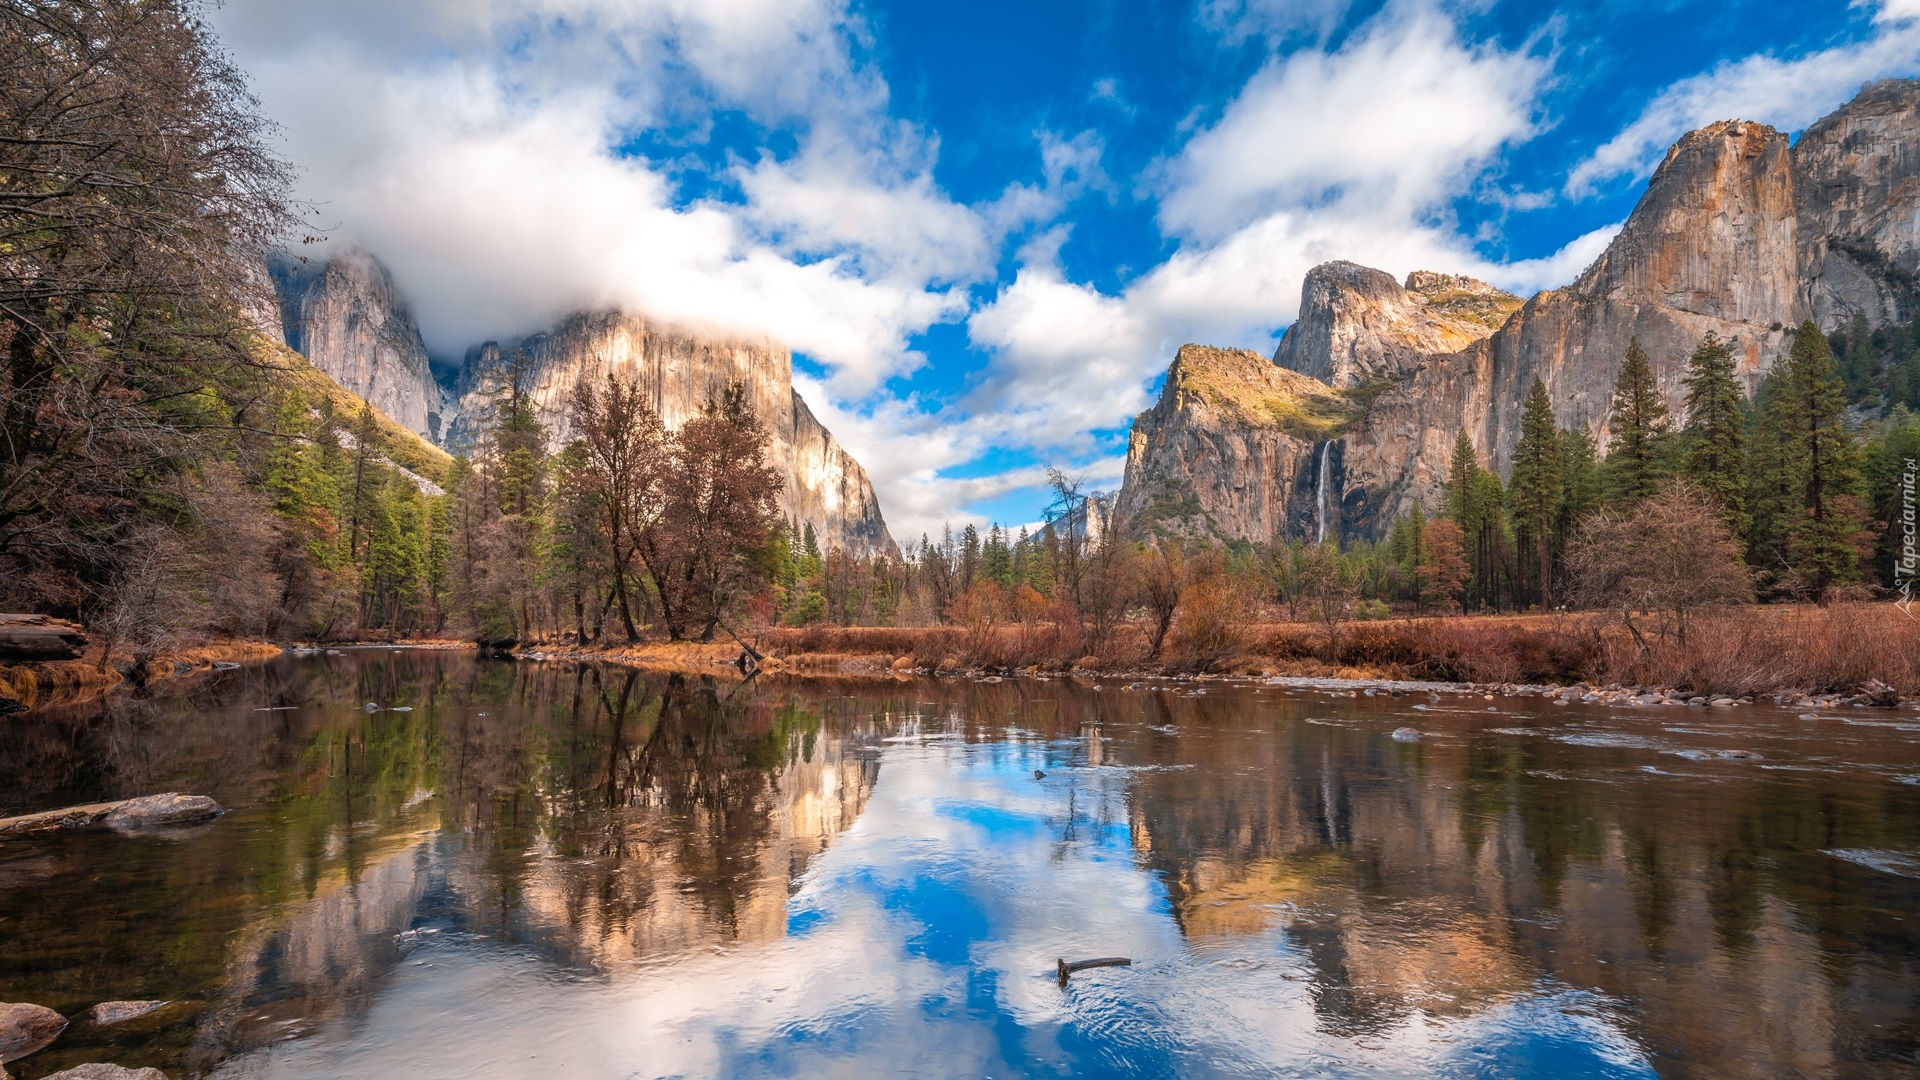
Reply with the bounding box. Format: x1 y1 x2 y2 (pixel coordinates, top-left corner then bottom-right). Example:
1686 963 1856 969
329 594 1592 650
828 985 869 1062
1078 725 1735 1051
43 1066 167 1080
1391 727 1424 742
83 1002 168 1027
102 794 224 830
0 1002 67 1062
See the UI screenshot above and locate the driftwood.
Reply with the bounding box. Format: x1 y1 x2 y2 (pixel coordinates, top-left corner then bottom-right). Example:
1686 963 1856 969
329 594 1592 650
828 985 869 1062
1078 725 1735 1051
0 793 224 837
0 801 129 836
1056 957 1132 985
0 614 87 662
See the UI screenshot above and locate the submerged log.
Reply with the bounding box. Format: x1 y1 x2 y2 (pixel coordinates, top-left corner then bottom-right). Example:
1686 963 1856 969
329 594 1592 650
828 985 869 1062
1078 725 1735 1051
1056 957 1132 985
0 793 224 837
0 615 87 662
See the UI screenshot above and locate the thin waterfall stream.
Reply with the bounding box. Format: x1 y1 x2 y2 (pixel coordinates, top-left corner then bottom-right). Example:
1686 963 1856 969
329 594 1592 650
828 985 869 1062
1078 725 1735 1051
1315 441 1331 544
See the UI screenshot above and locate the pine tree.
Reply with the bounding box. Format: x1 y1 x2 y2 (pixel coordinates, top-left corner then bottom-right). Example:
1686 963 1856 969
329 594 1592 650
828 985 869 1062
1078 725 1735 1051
1605 338 1671 503
1772 321 1871 599
1446 428 1478 525
1508 377 1565 606
1679 331 1749 534
1867 407 1920 588
1557 426 1602 556
1842 311 1876 403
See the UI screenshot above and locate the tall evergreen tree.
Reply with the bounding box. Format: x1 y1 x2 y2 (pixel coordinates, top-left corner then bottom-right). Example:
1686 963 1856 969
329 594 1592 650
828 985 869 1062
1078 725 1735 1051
1446 428 1478 525
1867 407 1920 589
1556 427 1602 557
1769 321 1871 599
1508 377 1565 606
1679 331 1749 534
1605 338 1671 503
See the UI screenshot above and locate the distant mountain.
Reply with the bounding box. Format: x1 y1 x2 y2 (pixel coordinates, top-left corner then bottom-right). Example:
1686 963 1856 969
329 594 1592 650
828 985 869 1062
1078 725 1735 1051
269 251 897 558
1119 79 1920 544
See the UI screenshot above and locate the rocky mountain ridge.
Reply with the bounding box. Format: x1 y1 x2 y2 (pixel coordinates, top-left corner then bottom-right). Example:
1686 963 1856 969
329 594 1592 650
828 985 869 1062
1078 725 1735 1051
1119 79 1920 544
270 253 896 557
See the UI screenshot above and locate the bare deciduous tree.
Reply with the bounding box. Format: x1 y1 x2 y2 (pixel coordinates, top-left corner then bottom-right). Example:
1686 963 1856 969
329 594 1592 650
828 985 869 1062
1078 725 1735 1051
1566 479 1754 662
1 0 298 618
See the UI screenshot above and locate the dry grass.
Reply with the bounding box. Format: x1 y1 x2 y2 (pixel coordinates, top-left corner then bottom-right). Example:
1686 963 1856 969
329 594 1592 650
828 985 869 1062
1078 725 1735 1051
0 639 283 710
716 603 1920 694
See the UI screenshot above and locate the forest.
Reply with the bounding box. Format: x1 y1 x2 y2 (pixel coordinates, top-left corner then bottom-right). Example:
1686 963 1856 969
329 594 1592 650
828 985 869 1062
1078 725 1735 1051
3 0 1916 687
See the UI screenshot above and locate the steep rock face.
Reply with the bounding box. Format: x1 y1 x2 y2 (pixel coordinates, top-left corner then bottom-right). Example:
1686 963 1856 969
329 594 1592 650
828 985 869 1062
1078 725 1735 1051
1115 346 1351 540
1120 82 1920 543
1272 262 1519 387
1342 117 1809 522
270 249 440 440
1794 79 1920 327
447 312 895 557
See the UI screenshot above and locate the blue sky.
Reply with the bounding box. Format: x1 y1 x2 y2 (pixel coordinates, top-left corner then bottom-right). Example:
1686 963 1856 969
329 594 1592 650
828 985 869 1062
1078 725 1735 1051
212 0 1920 541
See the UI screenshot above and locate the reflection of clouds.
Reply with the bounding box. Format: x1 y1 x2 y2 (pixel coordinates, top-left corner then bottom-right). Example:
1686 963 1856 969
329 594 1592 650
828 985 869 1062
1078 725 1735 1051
585 741 1658 1078
214 725 1666 1079
207 674 1885 1079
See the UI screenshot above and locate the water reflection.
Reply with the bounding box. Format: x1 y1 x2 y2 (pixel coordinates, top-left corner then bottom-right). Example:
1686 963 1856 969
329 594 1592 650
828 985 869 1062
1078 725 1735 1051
0 653 1916 1077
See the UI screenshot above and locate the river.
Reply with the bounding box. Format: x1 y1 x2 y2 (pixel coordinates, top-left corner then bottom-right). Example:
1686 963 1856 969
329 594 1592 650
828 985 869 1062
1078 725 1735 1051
1 649 1917 1078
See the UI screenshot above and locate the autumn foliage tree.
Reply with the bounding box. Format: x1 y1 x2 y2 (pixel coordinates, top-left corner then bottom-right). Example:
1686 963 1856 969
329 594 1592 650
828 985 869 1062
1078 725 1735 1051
643 385 783 642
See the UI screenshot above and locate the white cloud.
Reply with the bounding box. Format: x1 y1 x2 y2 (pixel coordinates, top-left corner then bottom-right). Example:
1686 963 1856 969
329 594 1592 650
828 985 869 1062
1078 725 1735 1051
1567 2 1920 194
1159 5 1546 241
216 0 978 397
963 3 1561 474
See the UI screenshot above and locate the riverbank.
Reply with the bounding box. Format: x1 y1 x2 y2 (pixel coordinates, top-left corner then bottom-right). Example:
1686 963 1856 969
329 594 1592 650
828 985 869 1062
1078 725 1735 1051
0 641 283 712
510 602 1920 708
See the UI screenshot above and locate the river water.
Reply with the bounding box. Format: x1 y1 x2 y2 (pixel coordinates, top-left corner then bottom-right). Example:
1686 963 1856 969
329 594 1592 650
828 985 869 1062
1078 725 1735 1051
1 650 1918 1078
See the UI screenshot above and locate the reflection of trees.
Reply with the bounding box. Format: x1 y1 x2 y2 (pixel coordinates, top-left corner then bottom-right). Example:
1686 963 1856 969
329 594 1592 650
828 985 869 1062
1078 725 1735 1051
8 663 1920 1078
0 653 882 1077
1111 691 1920 1077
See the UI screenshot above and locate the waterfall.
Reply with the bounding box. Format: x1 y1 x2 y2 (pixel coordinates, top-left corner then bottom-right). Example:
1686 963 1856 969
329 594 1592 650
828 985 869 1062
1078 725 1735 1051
1315 441 1331 545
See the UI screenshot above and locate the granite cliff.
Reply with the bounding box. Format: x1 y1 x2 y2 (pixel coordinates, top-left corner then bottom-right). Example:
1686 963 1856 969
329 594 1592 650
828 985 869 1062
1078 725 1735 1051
272 258 896 557
1120 79 1920 544
269 248 441 441
445 313 895 558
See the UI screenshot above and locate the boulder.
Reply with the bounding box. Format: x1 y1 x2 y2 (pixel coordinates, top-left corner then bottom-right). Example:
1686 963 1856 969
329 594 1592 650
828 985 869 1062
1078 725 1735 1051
0 1002 66 1062
102 794 224 830
43 1066 167 1080
83 1002 169 1027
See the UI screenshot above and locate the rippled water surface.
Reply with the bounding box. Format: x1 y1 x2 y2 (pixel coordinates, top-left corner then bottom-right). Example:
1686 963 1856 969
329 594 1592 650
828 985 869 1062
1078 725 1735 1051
3 650 1920 1078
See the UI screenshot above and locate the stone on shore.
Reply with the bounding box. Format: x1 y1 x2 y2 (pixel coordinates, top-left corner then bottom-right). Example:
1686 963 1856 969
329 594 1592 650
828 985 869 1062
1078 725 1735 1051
83 1002 169 1027
43 1066 167 1080
0 1002 67 1062
102 794 224 830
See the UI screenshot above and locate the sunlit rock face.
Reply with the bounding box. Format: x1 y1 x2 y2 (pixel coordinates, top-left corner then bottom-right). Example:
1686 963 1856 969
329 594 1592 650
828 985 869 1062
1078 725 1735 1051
1115 345 1339 541
1121 80 1920 543
272 262 896 557
1272 262 1519 388
269 247 441 440
444 312 897 558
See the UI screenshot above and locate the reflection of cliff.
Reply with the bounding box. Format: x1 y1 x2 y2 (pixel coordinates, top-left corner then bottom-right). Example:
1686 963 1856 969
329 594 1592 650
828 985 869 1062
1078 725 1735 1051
169 661 879 1072
1117 702 1879 1078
